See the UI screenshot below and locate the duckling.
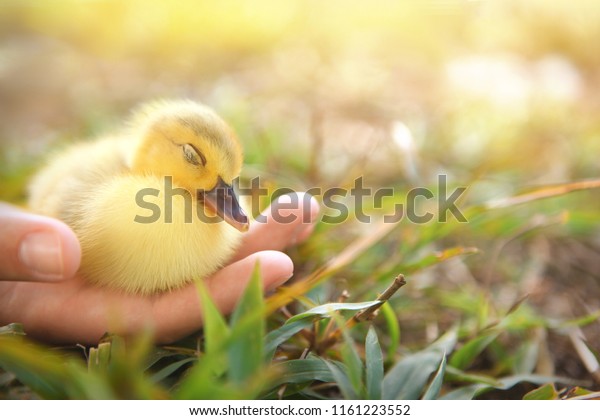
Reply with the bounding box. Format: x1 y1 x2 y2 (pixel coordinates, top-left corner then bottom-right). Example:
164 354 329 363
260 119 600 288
28 100 249 295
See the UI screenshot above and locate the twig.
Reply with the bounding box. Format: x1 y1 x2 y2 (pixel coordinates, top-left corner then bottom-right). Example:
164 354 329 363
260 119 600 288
352 274 406 324
316 274 407 353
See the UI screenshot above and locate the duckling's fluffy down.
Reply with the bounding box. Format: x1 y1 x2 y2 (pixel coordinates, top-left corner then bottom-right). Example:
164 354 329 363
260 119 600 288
29 136 243 295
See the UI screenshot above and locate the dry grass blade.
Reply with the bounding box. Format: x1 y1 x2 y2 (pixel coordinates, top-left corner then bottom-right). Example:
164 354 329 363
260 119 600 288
568 327 600 383
566 390 600 400
505 294 530 316
266 218 400 314
401 247 479 276
485 179 600 210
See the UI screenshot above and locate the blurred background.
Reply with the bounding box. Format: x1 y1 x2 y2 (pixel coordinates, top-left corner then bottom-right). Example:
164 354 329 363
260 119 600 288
2 0 600 396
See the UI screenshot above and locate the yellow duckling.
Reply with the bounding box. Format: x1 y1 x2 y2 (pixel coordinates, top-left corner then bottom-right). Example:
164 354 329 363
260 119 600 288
28 100 249 295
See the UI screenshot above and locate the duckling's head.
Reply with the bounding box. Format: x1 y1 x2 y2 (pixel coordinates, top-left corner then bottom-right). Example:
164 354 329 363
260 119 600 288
129 100 249 231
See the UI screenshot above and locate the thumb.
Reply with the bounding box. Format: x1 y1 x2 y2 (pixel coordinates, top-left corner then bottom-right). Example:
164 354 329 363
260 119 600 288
0 203 81 282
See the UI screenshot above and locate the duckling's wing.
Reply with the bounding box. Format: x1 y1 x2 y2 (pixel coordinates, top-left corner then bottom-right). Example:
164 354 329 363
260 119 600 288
28 136 128 225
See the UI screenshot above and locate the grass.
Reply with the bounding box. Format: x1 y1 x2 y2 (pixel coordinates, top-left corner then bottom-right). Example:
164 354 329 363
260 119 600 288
2 0 600 400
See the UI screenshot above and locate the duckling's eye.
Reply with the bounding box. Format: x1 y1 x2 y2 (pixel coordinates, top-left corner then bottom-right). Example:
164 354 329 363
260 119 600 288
182 143 207 167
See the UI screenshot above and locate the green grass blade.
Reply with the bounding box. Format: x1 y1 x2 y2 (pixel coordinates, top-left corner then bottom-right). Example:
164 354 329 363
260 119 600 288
0 336 77 399
380 302 400 364
338 317 364 398
269 357 336 389
558 310 600 328
427 328 459 354
197 280 231 376
383 329 457 399
144 348 185 371
285 300 380 324
445 365 502 387
0 323 25 336
513 337 540 375
175 350 259 400
325 359 358 399
440 384 486 400
228 263 265 385
422 353 447 400
365 326 384 400
383 350 443 400
150 357 196 384
449 332 500 370
523 383 559 400
63 361 116 399
441 374 580 400
88 342 111 374
99 334 165 399
177 268 267 399
174 354 219 399
264 318 313 362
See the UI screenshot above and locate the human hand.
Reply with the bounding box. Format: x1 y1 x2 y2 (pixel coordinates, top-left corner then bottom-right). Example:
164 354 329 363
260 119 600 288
0 193 319 344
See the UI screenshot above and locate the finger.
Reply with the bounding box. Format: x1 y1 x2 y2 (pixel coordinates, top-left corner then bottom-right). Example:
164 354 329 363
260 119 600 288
152 250 293 343
233 192 320 261
0 204 81 282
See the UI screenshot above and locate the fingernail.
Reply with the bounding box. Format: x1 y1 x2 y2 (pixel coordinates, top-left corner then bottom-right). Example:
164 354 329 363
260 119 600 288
19 231 64 280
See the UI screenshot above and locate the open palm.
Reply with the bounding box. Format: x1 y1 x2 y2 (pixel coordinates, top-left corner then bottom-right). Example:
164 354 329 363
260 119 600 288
0 193 318 344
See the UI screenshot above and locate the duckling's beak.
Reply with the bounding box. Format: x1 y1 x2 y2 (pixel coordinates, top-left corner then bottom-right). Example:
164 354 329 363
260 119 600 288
200 177 250 232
